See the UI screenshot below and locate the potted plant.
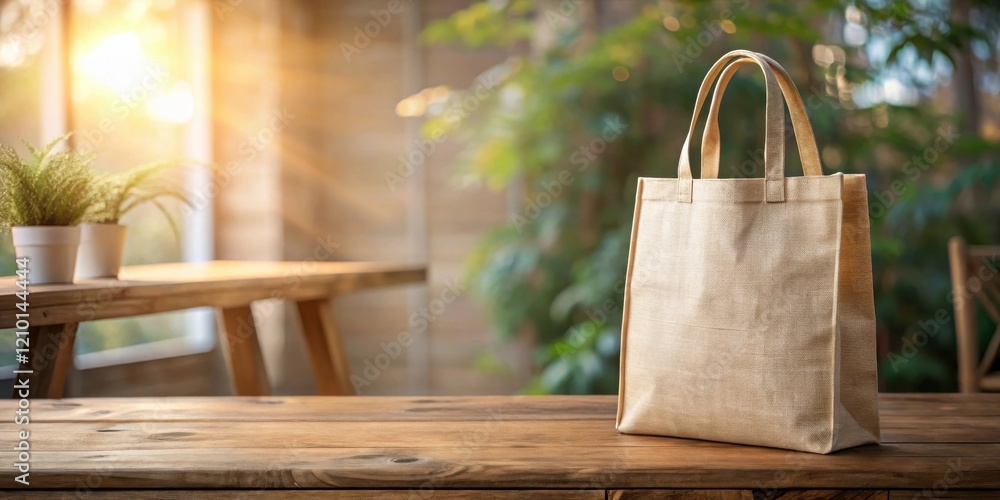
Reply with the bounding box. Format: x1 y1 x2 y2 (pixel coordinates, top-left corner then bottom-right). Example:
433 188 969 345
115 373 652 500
76 161 193 279
0 135 98 284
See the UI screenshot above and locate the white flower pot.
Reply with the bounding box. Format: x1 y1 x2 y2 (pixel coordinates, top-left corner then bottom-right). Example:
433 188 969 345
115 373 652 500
75 223 127 279
11 226 82 285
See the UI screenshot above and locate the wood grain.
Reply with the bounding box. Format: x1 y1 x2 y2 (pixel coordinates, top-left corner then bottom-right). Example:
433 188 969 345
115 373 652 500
7 421 1000 451
878 395 1000 416
296 298 354 395
754 491 887 499
8 491 604 499
888 492 1000 499
216 306 271 396
1 261 425 401
20 393 998 424
610 491 752 500
950 237 982 393
9 323 79 399
0 394 996 492
0 261 426 328
24 395 617 422
3 447 997 490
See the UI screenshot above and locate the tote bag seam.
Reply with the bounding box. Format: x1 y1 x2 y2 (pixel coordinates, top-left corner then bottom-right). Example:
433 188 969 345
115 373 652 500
617 178 645 428
857 178 882 442
640 198 843 204
638 177 846 203
826 174 846 452
841 176 882 443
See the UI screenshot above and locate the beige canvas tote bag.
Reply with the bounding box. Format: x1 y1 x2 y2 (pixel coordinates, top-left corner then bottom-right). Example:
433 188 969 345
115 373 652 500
616 50 880 454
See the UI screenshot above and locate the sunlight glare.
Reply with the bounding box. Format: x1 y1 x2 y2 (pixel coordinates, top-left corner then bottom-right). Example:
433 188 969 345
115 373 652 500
147 82 194 123
0 39 25 68
77 31 149 93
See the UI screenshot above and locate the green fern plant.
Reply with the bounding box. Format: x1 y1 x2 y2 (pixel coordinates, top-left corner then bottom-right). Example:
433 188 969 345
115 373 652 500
0 134 98 232
85 161 197 238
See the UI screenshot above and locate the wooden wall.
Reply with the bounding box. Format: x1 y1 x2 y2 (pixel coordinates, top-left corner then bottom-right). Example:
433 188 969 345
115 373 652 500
34 0 532 398
41 0 638 398
210 0 533 395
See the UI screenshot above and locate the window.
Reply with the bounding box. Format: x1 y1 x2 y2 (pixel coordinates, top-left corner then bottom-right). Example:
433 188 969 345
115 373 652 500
0 0 214 372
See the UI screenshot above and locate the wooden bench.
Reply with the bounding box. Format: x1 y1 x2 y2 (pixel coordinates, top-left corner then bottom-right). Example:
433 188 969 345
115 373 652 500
1 393 998 497
1 260 426 398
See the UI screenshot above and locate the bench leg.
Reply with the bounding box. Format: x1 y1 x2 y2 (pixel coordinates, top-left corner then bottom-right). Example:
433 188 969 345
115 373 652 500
216 306 271 396
10 323 78 399
296 298 355 395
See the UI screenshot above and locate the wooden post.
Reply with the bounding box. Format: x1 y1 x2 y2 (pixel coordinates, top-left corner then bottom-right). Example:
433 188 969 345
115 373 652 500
38 0 71 148
216 306 271 396
296 298 355 395
949 237 979 393
10 323 78 399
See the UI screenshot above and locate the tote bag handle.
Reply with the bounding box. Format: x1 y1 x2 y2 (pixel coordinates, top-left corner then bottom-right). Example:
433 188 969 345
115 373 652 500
677 50 821 203
700 53 824 179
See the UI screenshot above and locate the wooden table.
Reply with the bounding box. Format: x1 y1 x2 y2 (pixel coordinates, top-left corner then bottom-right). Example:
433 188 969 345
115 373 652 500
1 261 425 398
0 394 997 498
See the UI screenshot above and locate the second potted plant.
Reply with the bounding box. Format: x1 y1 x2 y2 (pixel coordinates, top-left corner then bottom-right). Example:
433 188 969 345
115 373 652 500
76 162 193 279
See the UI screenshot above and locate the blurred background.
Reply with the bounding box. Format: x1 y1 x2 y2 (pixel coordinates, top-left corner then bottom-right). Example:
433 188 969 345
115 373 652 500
0 0 997 396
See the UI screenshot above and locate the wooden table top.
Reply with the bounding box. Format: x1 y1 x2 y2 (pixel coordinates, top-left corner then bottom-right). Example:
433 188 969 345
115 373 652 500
0 260 426 328
1 394 997 492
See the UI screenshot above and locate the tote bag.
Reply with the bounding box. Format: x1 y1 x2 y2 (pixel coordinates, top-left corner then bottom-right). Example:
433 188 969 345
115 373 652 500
616 50 880 454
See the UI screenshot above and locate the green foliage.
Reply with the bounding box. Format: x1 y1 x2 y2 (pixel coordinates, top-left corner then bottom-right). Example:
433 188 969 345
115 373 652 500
422 0 534 47
0 134 98 231
85 161 196 239
873 162 1000 391
423 0 1000 393
851 0 996 69
87 161 187 223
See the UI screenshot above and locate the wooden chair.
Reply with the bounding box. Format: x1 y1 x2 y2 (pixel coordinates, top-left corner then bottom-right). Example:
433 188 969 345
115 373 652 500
948 237 1000 392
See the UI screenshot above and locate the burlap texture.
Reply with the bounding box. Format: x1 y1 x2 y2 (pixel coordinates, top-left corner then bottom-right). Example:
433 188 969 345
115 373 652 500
616 50 880 454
